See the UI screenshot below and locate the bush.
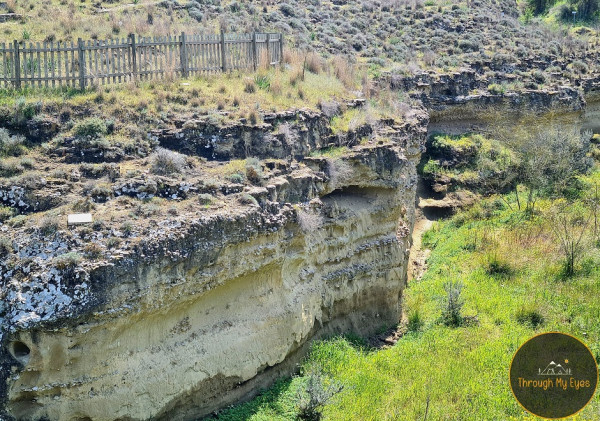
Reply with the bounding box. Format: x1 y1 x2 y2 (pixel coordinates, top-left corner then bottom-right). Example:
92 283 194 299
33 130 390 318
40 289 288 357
485 253 512 276
297 367 344 421
244 79 256 93
305 52 323 74
54 252 82 269
487 84 505 95
14 97 41 124
39 215 60 236
238 193 258 206
198 193 214 205
0 236 12 257
150 147 186 175
532 69 546 83
0 205 14 222
245 158 263 185
228 173 244 183
441 281 464 327
73 117 108 138
0 129 26 157
570 60 589 74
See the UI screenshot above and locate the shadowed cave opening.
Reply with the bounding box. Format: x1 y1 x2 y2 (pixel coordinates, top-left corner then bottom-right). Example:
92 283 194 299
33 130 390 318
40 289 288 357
9 341 31 366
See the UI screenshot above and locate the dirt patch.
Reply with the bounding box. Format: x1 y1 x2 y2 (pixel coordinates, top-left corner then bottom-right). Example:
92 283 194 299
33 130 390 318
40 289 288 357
408 209 434 283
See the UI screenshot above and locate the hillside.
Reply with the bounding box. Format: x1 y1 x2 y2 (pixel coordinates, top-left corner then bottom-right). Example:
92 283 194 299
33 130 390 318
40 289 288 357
2 0 600 420
3 0 600 91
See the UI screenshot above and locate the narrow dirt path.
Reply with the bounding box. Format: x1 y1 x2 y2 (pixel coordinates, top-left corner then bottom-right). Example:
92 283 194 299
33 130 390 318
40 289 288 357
407 207 434 282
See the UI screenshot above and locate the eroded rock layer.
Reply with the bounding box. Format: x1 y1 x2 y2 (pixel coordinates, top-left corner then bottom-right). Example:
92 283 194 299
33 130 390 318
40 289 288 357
0 108 428 420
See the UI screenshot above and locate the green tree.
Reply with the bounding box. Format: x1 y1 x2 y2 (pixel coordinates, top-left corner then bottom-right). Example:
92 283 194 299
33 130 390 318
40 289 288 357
496 116 592 215
575 0 599 20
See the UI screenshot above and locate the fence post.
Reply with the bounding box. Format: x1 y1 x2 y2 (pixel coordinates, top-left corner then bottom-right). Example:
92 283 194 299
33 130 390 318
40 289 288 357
220 30 227 72
265 33 271 66
180 32 188 78
130 34 138 82
77 38 85 90
13 40 20 89
252 32 257 71
279 33 283 64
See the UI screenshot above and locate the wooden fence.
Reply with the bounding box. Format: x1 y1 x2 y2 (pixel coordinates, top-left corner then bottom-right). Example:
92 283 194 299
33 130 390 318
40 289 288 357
0 32 283 89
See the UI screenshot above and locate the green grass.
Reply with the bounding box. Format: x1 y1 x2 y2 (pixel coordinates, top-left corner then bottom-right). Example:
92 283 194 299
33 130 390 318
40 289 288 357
218 188 600 420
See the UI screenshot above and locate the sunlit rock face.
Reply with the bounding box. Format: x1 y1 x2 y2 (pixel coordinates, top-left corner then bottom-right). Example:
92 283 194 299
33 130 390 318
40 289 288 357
0 107 428 421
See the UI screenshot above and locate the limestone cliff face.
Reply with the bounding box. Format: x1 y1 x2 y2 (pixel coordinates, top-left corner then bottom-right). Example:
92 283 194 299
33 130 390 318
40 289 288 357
0 108 428 420
383 70 587 134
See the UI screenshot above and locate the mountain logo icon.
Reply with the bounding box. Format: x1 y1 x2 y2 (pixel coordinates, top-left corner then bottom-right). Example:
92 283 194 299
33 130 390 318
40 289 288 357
539 360 572 376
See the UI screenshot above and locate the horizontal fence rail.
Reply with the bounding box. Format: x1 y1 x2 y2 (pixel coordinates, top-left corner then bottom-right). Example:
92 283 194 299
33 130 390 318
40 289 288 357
0 31 283 89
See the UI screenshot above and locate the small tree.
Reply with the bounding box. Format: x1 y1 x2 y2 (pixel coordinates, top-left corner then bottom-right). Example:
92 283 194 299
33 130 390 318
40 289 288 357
297 367 344 421
549 200 591 278
441 281 464 327
495 115 592 216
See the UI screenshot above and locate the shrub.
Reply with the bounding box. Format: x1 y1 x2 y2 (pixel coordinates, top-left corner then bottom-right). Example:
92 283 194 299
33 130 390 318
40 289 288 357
487 84 505 95
248 110 259 125
485 252 512 276
532 69 546 83
150 147 186 175
228 173 244 184
280 3 296 17
0 206 14 222
73 117 108 138
39 215 60 237
14 97 41 124
121 221 133 237
0 236 12 257
7 215 26 228
0 129 26 157
457 39 478 52
297 367 344 421
198 193 214 205
54 252 82 269
305 52 322 74
516 307 545 329
238 193 258 206
298 209 324 232
244 79 256 93
84 242 103 259
570 60 589 74
441 281 464 327
245 158 263 185
107 237 121 249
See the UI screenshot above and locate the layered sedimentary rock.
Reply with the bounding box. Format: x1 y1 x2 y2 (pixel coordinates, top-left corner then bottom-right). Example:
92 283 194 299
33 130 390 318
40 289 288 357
0 106 428 420
383 70 588 134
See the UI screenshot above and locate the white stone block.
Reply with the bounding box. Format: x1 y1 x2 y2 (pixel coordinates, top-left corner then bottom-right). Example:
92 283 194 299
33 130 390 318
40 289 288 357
67 213 93 226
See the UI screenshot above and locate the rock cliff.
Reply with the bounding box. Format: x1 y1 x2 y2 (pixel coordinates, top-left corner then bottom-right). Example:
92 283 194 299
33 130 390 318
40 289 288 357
0 105 428 420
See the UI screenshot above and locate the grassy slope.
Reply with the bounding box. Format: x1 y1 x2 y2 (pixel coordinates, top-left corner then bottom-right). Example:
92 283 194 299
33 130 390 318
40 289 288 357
217 183 600 420
3 0 599 85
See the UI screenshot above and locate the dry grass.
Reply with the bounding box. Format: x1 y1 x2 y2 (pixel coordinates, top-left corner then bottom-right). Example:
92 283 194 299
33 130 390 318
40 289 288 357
305 52 323 74
331 55 356 89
